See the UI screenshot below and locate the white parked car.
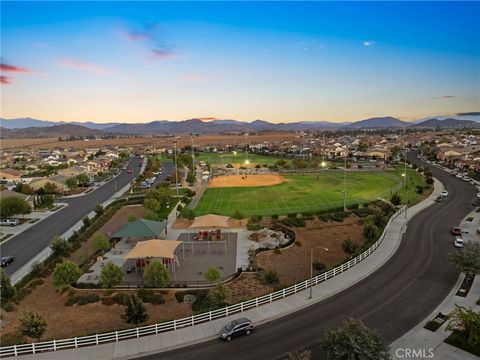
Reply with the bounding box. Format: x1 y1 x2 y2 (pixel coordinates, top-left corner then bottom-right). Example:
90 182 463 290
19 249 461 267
0 219 20 227
456 174 463 179
463 176 471 182
476 192 480 198
440 190 448 197
454 237 464 248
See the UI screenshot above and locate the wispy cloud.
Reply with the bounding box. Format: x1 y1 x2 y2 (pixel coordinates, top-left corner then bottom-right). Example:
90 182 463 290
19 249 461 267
59 58 111 73
181 74 207 83
0 75 13 84
433 95 456 99
124 22 175 61
363 41 375 47
1 63 33 73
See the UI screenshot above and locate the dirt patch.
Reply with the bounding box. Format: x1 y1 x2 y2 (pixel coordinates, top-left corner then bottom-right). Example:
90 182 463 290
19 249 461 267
208 174 286 188
256 216 364 285
70 205 145 264
225 273 274 303
0 277 191 342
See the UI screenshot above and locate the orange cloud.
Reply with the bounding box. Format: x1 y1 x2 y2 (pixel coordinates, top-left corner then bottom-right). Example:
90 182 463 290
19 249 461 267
59 58 111 73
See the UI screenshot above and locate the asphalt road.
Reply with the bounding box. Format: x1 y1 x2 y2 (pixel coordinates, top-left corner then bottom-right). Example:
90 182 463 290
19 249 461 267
1 157 143 276
139 151 477 360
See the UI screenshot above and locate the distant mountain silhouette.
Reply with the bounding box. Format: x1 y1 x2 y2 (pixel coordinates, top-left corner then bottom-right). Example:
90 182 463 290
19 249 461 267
1 124 103 139
346 116 410 129
412 118 480 128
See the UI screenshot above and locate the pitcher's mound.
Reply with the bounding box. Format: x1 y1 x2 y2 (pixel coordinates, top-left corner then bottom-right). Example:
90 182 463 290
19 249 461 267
208 174 286 188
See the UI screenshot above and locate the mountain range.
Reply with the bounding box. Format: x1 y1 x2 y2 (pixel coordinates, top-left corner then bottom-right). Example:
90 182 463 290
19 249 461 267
1 115 479 139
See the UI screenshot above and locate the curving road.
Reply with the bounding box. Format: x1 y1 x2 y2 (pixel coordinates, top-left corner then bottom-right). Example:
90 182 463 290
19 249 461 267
139 152 477 359
1 157 143 276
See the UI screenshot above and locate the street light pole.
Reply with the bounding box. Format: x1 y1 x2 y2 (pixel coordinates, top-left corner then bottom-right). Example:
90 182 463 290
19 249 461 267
343 143 348 211
191 133 195 184
173 139 179 196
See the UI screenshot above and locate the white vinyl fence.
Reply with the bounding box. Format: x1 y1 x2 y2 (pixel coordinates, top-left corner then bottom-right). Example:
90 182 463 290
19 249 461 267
0 206 406 357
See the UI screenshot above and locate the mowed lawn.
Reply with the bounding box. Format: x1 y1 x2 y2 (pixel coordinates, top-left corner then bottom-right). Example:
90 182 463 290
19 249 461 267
196 152 288 166
195 172 402 217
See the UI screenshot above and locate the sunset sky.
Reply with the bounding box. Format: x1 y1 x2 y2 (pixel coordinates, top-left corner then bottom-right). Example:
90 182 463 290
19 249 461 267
1 1 479 123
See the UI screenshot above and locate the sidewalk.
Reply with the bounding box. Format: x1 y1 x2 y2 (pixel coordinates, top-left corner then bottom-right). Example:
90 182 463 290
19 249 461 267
18 179 443 359
390 209 480 360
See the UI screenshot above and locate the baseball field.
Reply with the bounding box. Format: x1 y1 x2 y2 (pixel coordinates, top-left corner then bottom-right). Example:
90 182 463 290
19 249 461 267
195 172 402 217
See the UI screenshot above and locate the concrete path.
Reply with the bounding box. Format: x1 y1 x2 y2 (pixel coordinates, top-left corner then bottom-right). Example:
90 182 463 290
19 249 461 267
16 178 443 359
390 209 480 360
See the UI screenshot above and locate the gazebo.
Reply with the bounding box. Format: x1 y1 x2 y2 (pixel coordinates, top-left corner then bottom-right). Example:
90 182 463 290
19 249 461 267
186 214 231 254
124 239 182 278
112 218 166 240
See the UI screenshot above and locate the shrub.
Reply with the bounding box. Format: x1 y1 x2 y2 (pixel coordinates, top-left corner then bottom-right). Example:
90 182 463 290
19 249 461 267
2 302 14 312
150 294 165 305
65 295 82 306
1 269 15 301
274 248 282 255
287 213 297 218
127 214 137 222
281 218 305 227
101 296 116 306
271 214 279 220
18 311 47 341
122 294 149 326
342 240 359 255
232 209 245 220
257 269 280 285
312 261 327 272
49 236 70 257
348 203 359 210
175 291 186 303
363 222 379 242
353 207 374 218
30 261 45 277
426 177 434 185
137 288 155 303
390 193 401 206
92 234 110 253
247 223 262 231
78 294 100 305
112 293 129 305
250 215 262 223
295 240 302 247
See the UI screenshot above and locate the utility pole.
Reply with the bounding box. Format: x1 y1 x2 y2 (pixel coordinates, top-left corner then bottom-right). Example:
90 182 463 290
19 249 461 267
190 133 195 184
173 139 179 196
343 143 348 211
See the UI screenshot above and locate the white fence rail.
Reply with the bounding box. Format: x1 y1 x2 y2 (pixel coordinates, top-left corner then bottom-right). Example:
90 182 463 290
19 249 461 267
0 206 406 357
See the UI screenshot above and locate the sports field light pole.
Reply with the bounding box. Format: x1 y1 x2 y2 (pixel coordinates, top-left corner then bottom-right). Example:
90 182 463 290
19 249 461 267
233 151 237 174
309 246 329 299
343 144 348 211
173 139 179 196
245 159 250 178
190 133 195 183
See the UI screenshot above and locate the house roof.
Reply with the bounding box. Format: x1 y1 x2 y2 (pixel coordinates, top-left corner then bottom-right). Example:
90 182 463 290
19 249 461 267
112 218 166 238
0 190 29 200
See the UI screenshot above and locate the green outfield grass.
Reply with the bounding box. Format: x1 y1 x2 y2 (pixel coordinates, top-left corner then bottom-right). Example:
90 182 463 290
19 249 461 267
195 171 403 217
196 152 288 166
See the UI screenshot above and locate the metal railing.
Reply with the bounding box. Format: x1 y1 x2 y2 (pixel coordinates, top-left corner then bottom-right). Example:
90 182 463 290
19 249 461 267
0 207 406 357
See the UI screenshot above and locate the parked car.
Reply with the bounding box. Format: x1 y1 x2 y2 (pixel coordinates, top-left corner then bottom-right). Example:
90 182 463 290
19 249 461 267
473 199 480 206
219 318 254 341
440 190 448 197
121 166 127 170
0 218 20 227
476 192 480 199
454 237 464 248
127 169 133 174
463 176 471 182
451 227 462 236
456 174 463 179
435 196 444 202
0 256 15 267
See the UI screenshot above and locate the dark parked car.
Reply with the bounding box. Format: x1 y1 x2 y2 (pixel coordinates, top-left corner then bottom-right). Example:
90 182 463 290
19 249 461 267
451 227 462 236
0 256 15 267
435 196 444 202
219 318 254 341
472 198 480 206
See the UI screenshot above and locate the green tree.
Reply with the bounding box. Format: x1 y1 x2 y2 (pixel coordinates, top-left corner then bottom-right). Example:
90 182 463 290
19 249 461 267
204 267 221 284
448 242 480 276
446 305 480 350
43 182 58 195
18 311 47 341
143 260 170 288
94 204 104 216
324 318 391 360
342 239 359 255
0 197 32 218
76 173 90 186
146 186 172 208
0 269 15 301
186 172 195 185
52 261 82 288
49 236 70 257
99 262 123 288
92 233 110 253
65 177 78 190
122 294 149 326
390 193 401 206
